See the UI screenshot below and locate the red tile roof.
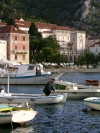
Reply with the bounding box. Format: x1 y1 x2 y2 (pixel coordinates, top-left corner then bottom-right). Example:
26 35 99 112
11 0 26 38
15 20 31 28
35 22 57 29
88 36 100 40
90 41 100 47
42 31 53 33
0 21 6 26
0 37 6 40
35 22 75 31
15 20 76 31
0 25 28 34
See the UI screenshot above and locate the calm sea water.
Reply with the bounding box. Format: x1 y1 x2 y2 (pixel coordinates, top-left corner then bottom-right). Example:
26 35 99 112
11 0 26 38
59 72 100 84
1 72 100 133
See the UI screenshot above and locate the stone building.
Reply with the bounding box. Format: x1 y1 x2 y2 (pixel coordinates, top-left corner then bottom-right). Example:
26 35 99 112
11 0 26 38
0 25 29 64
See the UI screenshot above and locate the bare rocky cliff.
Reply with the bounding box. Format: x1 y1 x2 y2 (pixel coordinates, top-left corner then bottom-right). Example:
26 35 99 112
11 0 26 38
75 0 91 20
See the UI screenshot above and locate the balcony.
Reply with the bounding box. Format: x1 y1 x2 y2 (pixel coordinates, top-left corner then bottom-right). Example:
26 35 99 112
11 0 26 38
11 50 28 54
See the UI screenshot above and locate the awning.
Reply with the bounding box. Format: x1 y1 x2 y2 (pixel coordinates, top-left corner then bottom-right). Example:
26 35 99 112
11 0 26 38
0 59 21 66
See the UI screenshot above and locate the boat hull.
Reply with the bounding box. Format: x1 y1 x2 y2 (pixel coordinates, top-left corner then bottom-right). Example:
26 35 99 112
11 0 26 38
55 81 100 99
12 110 37 124
55 89 100 99
84 97 100 110
0 94 67 105
0 113 12 124
0 109 37 124
0 73 62 85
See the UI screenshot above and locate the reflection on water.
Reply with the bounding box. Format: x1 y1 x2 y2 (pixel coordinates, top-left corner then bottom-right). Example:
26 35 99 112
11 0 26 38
11 126 34 133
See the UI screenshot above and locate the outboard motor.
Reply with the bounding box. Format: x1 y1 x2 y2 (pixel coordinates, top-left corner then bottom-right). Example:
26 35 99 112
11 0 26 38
23 101 29 108
0 86 5 93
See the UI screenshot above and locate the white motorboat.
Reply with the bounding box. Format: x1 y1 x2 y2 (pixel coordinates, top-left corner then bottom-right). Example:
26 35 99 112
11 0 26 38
0 104 37 124
0 86 67 105
55 80 100 99
0 63 62 85
84 97 100 110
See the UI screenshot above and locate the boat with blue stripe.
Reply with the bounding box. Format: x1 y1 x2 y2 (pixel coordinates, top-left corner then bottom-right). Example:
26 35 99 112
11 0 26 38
0 63 62 85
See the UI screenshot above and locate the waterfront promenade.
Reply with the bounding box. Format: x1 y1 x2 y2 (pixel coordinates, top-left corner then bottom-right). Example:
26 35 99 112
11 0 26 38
45 68 100 73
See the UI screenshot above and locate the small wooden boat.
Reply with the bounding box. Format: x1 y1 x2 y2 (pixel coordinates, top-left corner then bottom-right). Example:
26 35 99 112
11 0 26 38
0 104 37 124
85 79 100 86
84 97 100 110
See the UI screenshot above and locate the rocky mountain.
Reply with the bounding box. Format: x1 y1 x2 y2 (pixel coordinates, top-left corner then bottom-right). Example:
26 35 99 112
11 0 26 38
0 0 100 35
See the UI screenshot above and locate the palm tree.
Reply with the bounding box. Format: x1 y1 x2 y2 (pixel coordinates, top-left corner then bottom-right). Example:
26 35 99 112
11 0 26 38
83 51 95 68
67 42 74 67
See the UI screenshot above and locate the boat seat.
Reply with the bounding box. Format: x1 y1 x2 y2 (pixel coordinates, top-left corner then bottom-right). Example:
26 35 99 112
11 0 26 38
36 65 41 75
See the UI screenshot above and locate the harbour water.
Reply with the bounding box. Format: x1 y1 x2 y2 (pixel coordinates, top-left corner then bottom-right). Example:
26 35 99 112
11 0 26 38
1 72 100 133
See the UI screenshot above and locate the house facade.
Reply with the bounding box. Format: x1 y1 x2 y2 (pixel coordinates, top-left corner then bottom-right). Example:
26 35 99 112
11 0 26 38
0 38 7 60
0 25 29 64
89 41 100 55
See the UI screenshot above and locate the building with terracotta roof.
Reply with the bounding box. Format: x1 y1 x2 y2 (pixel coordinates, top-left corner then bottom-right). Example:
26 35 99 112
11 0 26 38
89 41 100 55
15 18 86 63
86 36 100 48
35 22 86 62
15 17 31 33
0 25 29 64
0 21 6 28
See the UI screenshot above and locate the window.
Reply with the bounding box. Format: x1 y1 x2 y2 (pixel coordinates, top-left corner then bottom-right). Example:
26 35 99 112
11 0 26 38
73 38 74 41
80 39 83 42
15 36 17 40
23 45 25 50
23 55 25 60
27 66 34 70
15 55 17 60
96 48 98 52
15 45 17 50
23 36 25 41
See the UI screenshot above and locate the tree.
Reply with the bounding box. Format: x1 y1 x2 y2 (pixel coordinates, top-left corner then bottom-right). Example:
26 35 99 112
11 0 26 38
77 51 95 68
28 22 42 38
29 22 42 62
83 51 95 68
6 17 16 26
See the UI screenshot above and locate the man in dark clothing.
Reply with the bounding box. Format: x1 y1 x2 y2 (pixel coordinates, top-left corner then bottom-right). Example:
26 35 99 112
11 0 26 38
43 79 55 96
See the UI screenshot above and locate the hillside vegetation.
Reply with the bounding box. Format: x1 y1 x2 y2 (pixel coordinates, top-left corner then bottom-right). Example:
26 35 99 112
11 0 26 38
0 0 100 35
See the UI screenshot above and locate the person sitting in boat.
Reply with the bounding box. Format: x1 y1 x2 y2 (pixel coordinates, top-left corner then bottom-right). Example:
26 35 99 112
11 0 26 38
43 79 55 96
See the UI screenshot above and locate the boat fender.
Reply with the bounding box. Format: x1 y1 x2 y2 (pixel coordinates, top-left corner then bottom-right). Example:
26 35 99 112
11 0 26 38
7 97 12 101
30 98 35 101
